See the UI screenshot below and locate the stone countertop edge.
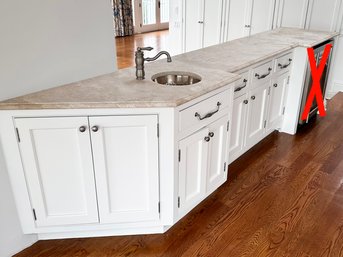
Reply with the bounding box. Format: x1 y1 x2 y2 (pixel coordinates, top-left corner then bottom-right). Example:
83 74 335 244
0 28 339 111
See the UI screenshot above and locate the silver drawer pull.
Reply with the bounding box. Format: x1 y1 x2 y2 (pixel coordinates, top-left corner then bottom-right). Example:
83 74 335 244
255 68 272 80
234 79 248 92
195 102 221 121
278 58 292 69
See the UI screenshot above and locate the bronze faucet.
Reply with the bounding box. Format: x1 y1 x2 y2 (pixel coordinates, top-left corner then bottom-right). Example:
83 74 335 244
135 47 172 80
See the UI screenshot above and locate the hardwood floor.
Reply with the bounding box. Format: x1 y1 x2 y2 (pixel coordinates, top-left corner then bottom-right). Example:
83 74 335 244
15 93 343 257
115 30 170 69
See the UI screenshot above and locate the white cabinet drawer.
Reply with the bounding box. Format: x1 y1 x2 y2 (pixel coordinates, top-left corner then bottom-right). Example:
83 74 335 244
234 72 249 99
251 61 273 86
179 90 230 133
275 53 293 74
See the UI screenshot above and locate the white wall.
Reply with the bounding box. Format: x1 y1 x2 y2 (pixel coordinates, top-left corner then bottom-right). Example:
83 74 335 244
0 0 116 256
0 0 116 100
328 35 343 98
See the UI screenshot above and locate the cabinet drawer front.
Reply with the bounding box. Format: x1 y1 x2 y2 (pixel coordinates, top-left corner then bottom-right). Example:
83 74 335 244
234 72 249 99
251 61 273 86
275 53 293 73
179 90 230 133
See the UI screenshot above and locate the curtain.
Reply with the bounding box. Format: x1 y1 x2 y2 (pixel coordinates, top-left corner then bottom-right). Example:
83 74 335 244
113 0 134 37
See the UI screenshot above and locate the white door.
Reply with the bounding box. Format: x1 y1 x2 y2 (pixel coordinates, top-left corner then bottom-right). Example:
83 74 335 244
229 94 249 163
15 117 99 227
90 115 159 224
245 83 270 148
133 0 169 33
267 73 289 132
183 0 204 52
276 0 309 28
203 0 224 47
206 116 229 194
306 0 342 32
249 0 276 35
226 0 251 41
178 127 209 216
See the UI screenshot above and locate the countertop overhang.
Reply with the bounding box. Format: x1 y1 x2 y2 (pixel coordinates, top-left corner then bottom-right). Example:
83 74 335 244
0 28 338 110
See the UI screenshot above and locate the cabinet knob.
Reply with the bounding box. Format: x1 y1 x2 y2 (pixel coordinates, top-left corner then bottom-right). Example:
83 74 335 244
245 25 251 28
251 96 256 100
204 136 210 142
274 83 278 88
91 126 99 132
209 132 215 138
243 100 249 104
198 21 204 24
79 126 87 133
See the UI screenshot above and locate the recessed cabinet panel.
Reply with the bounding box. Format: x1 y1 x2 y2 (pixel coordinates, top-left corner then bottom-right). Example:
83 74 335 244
306 0 341 32
207 116 228 194
245 82 270 148
267 73 289 132
250 0 276 35
277 0 309 28
90 115 159 224
203 0 223 47
184 0 204 52
178 127 209 216
226 0 251 41
15 117 99 227
229 94 248 163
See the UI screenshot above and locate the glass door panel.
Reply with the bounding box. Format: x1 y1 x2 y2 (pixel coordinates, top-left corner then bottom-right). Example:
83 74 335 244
143 0 157 25
160 0 169 23
132 0 169 33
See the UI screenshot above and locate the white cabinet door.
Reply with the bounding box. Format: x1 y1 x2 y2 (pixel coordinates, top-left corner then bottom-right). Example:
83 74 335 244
203 0 224 47
90 115 159 224
249 0 276 35
226 0 251 41
178 127 209 216
206 116 229 194
276 0 309 28
245 83 270 148
267 73 289 132
229 94 249 163
306 0 342 32
15 117 99 227
184 0 204 52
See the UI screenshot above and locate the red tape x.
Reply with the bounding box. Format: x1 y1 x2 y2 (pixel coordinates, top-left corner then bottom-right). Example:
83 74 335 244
301 44 332 121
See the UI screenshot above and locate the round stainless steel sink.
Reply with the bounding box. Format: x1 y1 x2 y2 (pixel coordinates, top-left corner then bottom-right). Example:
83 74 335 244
151 72 202 86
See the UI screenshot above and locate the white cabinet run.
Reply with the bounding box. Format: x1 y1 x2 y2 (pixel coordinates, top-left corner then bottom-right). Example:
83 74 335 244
229 53 292 164
276 0 342 32
183 0 224 52
225 0 276 41
15 115 160 228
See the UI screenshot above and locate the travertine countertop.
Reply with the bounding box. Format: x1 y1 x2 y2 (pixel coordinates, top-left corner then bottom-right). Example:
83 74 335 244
0 28 338 110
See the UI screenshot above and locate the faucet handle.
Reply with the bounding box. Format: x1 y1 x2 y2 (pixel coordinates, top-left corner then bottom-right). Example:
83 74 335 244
137 46 154 51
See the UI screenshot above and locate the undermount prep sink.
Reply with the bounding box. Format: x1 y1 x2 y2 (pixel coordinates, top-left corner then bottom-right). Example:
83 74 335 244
152 72 202 86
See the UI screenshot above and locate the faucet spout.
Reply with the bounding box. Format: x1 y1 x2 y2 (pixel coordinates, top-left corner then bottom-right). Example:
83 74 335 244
135 47 172 80
145 51 172 63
